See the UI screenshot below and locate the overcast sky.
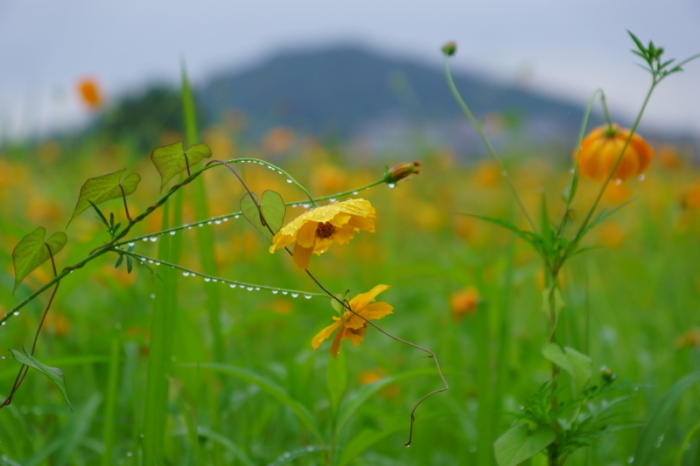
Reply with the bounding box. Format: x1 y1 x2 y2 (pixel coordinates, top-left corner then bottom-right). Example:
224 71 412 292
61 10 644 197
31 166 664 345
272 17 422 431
2 0 699 140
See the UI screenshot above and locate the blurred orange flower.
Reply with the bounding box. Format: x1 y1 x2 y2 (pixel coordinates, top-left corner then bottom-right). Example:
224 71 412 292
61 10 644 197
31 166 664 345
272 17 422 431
312 284 393 359
676 329 700 349
450 287 480 321
269 199 376 269
575 124 653 182
77 77 103 110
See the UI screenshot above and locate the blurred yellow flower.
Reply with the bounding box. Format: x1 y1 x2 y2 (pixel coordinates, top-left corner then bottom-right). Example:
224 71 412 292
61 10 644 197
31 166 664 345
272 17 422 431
269 199 376 269
575 124 654 182
450 287 480 321
681 184 700 211
77 77 103 110
676 328 700 349
312 284 393 359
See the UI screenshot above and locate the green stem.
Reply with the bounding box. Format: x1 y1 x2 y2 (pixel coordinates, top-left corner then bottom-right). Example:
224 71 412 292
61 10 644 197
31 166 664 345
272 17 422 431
444 57 538 233
113 178 387 247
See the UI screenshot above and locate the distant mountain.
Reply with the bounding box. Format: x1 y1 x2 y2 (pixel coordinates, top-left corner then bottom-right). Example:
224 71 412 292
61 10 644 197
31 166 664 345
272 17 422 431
201 45 601 151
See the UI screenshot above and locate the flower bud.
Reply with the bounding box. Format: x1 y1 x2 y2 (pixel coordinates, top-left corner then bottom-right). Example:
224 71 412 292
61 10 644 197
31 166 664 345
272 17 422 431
441 41 457 57
384 161 422 183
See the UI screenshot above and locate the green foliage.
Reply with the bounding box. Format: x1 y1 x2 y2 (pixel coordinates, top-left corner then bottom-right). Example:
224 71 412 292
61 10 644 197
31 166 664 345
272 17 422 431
542 343 593 392
494 423 556 466
12 227 66 292
10 349 72 409
240 190 287 240
633 370 700 466
150 141 212 190
67 168 140 225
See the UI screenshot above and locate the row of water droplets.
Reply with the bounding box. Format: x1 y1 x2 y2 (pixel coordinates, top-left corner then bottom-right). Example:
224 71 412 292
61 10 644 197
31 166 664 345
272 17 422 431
124 252 316 300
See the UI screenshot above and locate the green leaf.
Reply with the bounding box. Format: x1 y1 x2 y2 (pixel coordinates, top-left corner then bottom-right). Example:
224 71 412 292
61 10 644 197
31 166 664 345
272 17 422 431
633 370 700 466
327 350 347 413
337 416 408 466
126 256 133 273
542 343 592 391
463 213 542 253
240 190 286 241
10 349 72 409
150 142 212 190
114 254 124 269
628 31 645 53
331 293 346 314
494 423 556 466
541 286 565 320
12 227 67 293
88 200 109 228
68 168 141 226
193 362 323 443
540 191 553 254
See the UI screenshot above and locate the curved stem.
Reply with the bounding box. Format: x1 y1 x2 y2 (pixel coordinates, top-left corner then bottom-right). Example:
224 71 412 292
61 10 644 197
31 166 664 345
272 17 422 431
444 57 537 233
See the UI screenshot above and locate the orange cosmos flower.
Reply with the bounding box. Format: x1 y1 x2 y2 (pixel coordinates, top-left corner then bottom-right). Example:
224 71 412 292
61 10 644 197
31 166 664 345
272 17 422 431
312 284 393 359
77 77 103 110
269 199 376 269
575 124 654 182
449 287 480 321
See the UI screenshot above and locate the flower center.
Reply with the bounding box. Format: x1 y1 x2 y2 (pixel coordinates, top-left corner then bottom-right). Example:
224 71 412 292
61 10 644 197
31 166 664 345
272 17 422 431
316 222 336 239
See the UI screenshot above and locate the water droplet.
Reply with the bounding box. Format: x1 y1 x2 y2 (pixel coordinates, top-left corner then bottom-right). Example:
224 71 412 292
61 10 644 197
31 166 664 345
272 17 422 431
277 170 283 174
246 286 254 291
187 226 193 229
255 287 261 291
291 293 299 298
13 311 20 316
405 444 411 448
290 204 297 208
128 242 135 247
142 238 149 242
302 203 310 209
204 278 211 282
182 272 190 277
148 260 154 264
387 183 396 189
638 174 646 181
212 279 218 283
229 284 237 288
207 221 213 225
614 178 622 185
149 237 158 242
1 322 6 326
272 290 279 294
282 291 288 295
154 262 160 266
169 231 176 235
150 294 156 299
286 179 293 183
352 191 359 195
329 198 337 203
198 224 204 227
304 295 312 299
234 215 240 219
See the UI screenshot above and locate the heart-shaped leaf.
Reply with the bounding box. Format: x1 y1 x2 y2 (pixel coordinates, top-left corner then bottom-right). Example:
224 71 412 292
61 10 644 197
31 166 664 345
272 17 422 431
240 190 286 241
151 142 212 190
67 168 141 226
12 227 67 293
10 349 72 409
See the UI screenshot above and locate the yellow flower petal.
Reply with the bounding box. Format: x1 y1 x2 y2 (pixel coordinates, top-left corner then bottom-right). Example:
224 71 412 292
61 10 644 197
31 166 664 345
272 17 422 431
330 327 346 359
349 284 390 313
360 302 394 320
292 243 313 269
295 221 318 248
312 319 342 349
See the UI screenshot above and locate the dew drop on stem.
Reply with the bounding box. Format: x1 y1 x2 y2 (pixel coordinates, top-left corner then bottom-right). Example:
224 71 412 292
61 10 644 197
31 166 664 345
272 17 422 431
182 272 190 277
387 183 396 189
128 242 135 247
352 191 359 195
304 295 312 299
286 179 293 183
204 277 211 282
149 237 158 242
229 284 237 289
272 290 279 294
246 286 254 291
291 293 299 298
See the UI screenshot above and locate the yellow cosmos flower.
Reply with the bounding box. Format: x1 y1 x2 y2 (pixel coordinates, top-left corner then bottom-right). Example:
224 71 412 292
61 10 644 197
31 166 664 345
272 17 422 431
575 124 654 182
269 198 376 269
312 284 393 359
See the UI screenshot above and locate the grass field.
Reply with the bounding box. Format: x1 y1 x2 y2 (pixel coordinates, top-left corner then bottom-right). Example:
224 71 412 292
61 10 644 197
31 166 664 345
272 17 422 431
1 83 700 465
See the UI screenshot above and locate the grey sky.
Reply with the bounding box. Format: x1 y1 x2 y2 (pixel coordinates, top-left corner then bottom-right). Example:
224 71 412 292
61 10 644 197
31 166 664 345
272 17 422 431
2 0 699 140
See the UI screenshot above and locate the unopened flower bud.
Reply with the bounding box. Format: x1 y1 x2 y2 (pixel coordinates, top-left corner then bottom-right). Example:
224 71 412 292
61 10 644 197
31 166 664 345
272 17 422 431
384 161 422 183
441 41 457 57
